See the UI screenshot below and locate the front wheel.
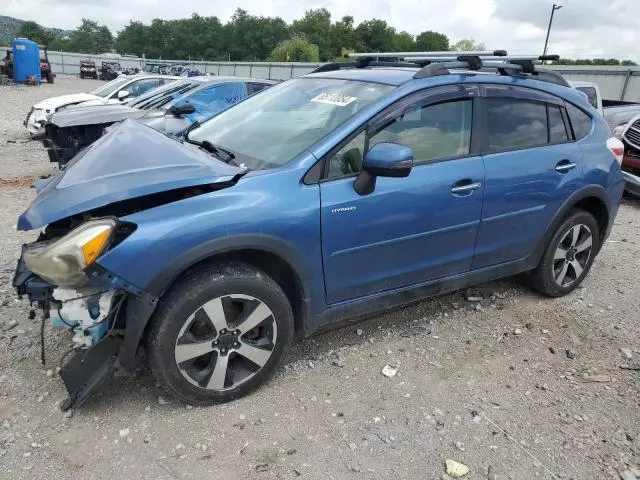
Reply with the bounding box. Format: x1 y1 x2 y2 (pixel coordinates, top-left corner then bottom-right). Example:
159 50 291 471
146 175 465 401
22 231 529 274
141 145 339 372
147 263 294 405
530 209 600 297
46 72 54 83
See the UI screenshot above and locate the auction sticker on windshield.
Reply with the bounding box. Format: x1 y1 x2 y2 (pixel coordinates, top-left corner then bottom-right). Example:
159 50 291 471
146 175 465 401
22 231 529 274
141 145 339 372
311 93 357 107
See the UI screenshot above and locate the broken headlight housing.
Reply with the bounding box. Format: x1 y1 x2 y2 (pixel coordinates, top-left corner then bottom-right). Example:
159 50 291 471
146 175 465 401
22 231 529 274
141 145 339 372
24 218 116 287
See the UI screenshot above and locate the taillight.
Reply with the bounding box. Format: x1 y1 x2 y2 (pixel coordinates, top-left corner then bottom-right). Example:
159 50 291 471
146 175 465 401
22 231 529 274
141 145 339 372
607 137 624 165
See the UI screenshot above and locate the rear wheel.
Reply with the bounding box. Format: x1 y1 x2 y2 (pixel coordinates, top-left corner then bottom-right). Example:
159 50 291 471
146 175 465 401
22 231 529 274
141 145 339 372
530 209 599 297
147 263 294 405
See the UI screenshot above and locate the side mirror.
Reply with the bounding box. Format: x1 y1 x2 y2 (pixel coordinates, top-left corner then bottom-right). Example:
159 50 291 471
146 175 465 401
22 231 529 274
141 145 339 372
169 102 196 116
117 90 130 100
354 142 413 195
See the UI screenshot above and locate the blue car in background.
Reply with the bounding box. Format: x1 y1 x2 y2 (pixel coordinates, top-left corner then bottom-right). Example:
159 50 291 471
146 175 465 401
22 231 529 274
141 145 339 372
13 51 625 410
42 76 276 167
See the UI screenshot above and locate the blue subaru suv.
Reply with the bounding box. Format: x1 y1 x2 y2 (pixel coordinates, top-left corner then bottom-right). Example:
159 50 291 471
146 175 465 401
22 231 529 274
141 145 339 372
13 52 625 409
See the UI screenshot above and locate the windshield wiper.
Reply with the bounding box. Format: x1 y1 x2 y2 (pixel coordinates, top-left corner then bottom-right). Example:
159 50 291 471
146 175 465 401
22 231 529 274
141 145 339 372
186 139 236 163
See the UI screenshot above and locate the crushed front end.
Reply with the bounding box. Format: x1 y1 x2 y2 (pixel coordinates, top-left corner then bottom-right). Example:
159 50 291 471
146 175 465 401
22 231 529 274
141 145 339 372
12 218 141 410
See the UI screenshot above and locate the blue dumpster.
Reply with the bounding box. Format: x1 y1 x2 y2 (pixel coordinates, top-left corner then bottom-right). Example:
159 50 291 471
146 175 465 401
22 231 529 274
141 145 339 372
12 38 40 82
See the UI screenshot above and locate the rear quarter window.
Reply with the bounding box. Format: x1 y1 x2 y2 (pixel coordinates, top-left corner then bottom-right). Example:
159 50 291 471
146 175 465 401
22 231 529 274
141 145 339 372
566 103 592 140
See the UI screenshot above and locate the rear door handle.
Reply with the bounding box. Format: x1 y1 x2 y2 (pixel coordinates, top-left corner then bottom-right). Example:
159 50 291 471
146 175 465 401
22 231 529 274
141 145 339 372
451 182 482 194
555 161 577 173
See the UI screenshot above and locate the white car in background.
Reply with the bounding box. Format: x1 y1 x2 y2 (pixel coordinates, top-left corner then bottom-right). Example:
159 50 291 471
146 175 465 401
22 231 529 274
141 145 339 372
24 75 179 137
569 81 640 134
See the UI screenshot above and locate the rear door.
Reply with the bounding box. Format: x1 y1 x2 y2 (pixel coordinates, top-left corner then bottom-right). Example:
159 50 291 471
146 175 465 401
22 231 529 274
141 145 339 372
472 86 583 269
320 86 486 304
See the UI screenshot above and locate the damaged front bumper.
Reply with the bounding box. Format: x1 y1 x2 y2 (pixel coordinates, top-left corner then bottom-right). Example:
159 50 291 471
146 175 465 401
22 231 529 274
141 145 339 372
24 108 46 138
13 245 157 410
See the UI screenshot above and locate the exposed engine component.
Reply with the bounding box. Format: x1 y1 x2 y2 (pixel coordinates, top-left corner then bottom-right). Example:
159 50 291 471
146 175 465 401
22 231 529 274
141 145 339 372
50 288 116 347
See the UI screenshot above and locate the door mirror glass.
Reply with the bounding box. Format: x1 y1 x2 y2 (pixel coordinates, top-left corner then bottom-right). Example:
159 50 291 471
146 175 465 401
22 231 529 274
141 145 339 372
363 142 413 177
354 142 413 196
117 90 130 100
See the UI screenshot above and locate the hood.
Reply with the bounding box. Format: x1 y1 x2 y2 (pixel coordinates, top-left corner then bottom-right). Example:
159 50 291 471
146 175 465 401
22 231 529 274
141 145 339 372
34 93 104 112
50 104 147 128
18 120 245 230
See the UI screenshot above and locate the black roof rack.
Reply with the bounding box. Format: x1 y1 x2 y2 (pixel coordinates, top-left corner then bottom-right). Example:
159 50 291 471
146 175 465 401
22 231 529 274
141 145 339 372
309 51 568 88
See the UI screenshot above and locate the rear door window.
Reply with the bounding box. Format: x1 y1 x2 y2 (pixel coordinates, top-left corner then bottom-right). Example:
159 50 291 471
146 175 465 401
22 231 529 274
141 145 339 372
486 99 548 152
548 105 570 143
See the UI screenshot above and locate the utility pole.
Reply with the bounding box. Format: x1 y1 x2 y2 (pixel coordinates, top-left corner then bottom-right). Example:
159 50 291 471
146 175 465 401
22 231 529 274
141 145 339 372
543 3 563 56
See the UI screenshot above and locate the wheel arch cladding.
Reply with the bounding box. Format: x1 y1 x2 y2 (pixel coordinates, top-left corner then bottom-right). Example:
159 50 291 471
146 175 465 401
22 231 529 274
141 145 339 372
118 236 316 372
539 186 611 260
167 249 308 338
572 196 608 248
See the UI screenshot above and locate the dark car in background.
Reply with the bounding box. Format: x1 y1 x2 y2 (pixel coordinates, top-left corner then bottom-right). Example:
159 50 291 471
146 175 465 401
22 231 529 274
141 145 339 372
42 76 275 166
79 61 97 79
99 61 120 81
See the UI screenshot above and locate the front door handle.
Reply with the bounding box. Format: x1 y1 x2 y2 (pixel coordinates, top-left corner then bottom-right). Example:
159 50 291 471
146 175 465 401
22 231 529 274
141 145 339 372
451 182 482 194
555 161 577 173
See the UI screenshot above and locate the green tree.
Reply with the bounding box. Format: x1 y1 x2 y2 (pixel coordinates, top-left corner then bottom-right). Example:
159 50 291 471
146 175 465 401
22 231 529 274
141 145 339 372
67 19 113 53
451 38 486 52
17 21 52 45
269 35 319 62
224 9 289 61
354 19 396 53
415 31 449 51
393 31 415 52
330 16 354 60
292 8 332 61
115 21 148 56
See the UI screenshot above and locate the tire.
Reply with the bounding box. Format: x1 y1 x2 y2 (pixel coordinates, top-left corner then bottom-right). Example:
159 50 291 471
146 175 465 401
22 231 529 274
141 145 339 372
46 72 54 84
146 262 294 405
529 209 600 297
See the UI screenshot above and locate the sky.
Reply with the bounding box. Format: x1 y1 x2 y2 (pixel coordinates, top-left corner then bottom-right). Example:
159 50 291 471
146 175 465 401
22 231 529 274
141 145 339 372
3 0 640 61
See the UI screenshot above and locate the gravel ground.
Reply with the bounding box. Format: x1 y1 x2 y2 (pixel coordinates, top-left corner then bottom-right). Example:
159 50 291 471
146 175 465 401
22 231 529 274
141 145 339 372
0 77 639 480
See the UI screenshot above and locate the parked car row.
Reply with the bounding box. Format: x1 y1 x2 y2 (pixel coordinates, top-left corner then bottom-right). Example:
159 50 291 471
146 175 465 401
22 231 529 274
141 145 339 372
42 76 275 166
14 51 625 411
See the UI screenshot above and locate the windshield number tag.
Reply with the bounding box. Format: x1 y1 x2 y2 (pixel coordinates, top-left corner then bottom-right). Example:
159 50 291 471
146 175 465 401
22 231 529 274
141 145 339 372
311 93 357 107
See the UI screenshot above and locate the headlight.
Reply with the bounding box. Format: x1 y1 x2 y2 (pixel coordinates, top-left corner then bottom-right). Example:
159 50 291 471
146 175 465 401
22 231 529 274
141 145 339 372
31 109 47 123
613 125 625 139
24 219 116 287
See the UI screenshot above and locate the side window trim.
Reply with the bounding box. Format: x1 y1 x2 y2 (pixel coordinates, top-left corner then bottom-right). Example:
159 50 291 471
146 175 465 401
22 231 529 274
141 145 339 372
560 105 575 141
547 104 571 144
316 85 479 183
484 85 565 106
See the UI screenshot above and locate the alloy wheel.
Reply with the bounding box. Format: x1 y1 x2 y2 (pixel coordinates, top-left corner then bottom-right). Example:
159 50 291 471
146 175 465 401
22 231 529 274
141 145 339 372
174 294 277 391
552 223 593 288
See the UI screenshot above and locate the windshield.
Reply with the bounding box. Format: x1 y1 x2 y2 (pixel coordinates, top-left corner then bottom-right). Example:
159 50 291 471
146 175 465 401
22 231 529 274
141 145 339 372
188 78 393 169
129 79 195 109
576 86 598 109
91 77 129 98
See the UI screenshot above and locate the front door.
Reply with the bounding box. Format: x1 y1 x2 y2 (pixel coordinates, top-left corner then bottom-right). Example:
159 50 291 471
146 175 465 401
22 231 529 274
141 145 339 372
472 88 584 268
320 89 486 304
